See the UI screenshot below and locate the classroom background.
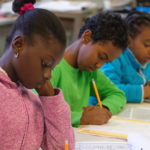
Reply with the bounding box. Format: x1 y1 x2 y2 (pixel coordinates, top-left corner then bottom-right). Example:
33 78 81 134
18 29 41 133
1 0 150 150
0 0 149 58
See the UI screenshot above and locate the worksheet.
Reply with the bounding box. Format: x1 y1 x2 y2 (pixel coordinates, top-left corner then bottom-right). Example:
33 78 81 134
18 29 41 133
128 133 150 150
75 142 133 150
78 118 150 139
75 134 150 150
113 106 150 121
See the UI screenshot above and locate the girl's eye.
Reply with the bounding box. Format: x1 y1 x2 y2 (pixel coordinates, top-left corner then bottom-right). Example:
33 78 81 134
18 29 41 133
42 61 48 68
42 60 53 68
42 60 52 68
99 54 105 60
144 44 150 47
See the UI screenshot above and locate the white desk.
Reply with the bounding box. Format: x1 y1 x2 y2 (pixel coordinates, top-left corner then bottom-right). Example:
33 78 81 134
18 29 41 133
74 102 150 142
38 103 150 150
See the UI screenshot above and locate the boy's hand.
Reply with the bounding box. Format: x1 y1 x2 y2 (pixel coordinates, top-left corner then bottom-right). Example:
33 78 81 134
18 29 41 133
35 80 55 96
80 105 112 125
144 86 150 98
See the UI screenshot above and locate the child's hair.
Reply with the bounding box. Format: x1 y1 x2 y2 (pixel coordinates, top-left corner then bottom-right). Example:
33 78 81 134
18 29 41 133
5 0 66 50
126 11 150 38
78 12 128 51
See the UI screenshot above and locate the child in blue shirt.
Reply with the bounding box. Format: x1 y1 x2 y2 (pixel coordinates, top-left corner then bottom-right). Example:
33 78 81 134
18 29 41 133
100 11 150 103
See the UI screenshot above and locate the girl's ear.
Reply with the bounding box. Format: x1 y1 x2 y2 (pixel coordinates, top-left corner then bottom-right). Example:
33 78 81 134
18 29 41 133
12 35 25 55
81 30 92 44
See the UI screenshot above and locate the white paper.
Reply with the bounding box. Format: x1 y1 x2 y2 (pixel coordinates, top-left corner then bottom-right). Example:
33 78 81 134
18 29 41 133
75 142 132 150
113 107 150 121
84 119 150 135
128 133 150 150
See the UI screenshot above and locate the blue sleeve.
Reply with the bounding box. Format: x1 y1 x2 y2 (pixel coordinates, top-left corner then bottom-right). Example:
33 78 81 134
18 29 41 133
101 59 143 103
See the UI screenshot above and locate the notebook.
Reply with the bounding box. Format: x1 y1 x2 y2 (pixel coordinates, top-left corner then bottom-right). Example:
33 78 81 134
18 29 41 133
75 133 150 150
113 106 150 121
78 118 150 139
75 142 132 150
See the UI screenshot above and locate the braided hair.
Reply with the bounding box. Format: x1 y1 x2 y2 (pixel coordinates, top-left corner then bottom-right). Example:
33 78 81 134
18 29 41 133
126 11 150 38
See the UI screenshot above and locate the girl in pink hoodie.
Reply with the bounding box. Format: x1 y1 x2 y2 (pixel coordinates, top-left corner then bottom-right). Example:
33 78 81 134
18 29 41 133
0 0 75 149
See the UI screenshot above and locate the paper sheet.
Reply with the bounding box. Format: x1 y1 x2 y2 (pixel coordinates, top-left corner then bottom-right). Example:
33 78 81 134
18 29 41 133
128 133 150 150
75 142 132 150
78 118 150 139
113 106 150 121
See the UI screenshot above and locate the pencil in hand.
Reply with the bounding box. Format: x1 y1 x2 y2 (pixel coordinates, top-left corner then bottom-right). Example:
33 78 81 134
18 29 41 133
92 78 103 108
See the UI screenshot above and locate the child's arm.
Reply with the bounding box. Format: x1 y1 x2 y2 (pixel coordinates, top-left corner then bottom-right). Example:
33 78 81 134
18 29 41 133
90 69 126 115
101 59 144 103
71 111 83 127
37 82 75 150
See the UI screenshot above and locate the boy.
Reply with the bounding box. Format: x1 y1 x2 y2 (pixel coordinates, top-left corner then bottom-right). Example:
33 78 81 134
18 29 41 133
33 12 128 127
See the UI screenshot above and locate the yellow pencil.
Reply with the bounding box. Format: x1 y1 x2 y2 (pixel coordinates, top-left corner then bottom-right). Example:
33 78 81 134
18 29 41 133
92 78 103 108
65 140 68 150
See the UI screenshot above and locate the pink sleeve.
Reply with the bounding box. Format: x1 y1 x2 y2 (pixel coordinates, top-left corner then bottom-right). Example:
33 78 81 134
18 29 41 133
40 88 75 150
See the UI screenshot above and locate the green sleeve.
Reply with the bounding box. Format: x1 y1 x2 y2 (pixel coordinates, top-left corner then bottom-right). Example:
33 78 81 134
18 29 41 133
71 111 83 127
50 67 60 88
90 69 126 115
51 67 83 127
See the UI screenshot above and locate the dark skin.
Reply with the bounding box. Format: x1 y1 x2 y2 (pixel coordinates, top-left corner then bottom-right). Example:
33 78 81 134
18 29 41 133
0 32 65 96
64 30 123 125
128 26 150 98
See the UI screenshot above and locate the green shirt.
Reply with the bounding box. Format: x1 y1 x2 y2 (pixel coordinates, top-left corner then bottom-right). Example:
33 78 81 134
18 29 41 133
32 58 126 127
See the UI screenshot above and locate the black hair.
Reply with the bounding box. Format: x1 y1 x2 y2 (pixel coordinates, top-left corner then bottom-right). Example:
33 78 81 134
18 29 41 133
78 11 128 51
126 11 150 38
5 0 66 49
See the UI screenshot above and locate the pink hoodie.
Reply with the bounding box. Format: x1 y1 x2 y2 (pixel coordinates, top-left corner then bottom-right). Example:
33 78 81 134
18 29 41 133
0 71 75 150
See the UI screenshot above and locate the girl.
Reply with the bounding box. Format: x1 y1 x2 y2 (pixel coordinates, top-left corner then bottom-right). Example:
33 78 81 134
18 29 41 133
0 0 75 149
33 12 128 127
101 11 150 103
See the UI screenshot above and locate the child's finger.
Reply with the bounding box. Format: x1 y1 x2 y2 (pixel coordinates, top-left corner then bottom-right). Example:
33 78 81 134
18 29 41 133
85 105 95 111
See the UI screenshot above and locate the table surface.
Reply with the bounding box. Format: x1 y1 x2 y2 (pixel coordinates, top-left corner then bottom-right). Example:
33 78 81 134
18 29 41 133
74 102 150 142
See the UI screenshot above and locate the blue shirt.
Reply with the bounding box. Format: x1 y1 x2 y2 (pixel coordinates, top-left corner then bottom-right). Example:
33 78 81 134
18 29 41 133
100 49 150 103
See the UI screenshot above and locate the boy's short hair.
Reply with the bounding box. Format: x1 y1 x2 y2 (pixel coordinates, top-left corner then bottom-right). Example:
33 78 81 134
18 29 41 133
78 11 128 51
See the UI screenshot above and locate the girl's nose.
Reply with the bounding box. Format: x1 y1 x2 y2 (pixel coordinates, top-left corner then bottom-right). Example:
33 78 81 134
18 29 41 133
43 68 51 80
